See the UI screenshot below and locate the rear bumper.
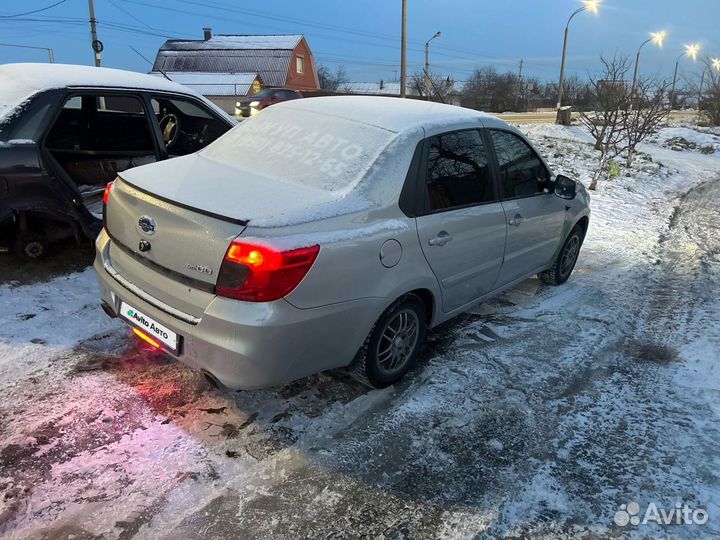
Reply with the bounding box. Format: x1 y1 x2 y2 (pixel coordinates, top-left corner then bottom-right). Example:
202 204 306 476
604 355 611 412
94 230 384 389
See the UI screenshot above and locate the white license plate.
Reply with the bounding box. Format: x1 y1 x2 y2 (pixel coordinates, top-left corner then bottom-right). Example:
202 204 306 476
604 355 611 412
119 301 179 352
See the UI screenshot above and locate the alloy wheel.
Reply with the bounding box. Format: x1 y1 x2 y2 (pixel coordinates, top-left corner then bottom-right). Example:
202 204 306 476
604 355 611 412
376 309 420 375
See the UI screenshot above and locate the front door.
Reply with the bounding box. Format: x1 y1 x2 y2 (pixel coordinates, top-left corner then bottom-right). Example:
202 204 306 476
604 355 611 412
416 129 507 312
488 129 566 286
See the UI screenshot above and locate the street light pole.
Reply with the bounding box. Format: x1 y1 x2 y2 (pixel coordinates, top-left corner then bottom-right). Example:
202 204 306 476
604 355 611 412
632 39 651 95
699 64 709 112
671 44 700 110
400 0 407 98
670 52 684 110
0 43 55 63
632 31 666 96
424 31 441 101
556 1 600 124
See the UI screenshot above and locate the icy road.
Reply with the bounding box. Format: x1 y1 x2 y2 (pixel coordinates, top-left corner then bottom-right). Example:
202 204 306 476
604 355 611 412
1 125 719 539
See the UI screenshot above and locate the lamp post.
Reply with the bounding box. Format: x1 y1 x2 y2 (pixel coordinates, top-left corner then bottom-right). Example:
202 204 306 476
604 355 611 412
631 31 666 95
424 31 441 100
556 0 600 124
0 43 54 63
670 44 700 110
699 58 720 112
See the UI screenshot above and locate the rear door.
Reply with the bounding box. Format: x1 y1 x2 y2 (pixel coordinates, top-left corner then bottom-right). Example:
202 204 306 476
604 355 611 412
487 129 566 286
416 129 507 313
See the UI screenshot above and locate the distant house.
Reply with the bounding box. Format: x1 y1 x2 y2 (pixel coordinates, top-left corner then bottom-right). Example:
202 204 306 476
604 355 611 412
152 29 319 112
344 79 464 106
343 81 407 96
152 71 264 98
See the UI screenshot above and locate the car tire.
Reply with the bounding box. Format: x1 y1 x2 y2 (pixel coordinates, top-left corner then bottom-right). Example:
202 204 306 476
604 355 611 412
13 231 48 260
539 225 583 286
349 294 427 388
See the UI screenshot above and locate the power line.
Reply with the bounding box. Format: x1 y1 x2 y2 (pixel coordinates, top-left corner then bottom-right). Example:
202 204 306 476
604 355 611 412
106 0 169 34
0 0 68 18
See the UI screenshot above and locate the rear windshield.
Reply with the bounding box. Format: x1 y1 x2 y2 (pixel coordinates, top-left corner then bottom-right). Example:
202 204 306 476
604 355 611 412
201 106 396 192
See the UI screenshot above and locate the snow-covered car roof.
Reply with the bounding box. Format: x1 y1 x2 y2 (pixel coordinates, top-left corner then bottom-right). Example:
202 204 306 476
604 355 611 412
0 63 233 122
277 95 496 134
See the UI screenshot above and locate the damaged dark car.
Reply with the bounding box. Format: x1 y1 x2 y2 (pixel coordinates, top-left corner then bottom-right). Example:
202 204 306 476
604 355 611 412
0 63 235 259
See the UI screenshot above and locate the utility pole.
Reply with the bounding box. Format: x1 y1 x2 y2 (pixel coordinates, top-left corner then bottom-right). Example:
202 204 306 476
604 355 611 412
515 59 524 110
400 0 407 98
88 0 102 67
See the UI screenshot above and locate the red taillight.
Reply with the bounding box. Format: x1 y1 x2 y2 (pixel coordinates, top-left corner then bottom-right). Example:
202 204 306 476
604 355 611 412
102 181 114 232
103 181 114 205
216 241 320 302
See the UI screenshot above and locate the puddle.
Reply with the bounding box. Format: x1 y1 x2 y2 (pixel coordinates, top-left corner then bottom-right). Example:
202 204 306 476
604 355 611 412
625 341 680 365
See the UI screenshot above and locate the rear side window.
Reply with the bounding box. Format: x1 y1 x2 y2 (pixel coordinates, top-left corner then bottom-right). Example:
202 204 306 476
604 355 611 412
425 129 496 211
489 130 549 199
45 94 154 152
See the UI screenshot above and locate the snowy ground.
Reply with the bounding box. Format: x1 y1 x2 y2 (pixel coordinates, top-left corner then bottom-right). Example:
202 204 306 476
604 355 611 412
1 123 719 539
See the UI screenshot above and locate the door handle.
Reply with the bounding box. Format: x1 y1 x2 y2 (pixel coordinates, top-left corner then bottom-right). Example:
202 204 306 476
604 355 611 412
508 213 524 227
428 231 452 247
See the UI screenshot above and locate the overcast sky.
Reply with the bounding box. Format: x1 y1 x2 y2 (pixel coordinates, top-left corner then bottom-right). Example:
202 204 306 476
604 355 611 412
1 0 718 84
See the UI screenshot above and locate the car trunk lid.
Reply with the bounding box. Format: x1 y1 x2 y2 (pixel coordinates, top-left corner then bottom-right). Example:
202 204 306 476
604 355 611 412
105 177 247 317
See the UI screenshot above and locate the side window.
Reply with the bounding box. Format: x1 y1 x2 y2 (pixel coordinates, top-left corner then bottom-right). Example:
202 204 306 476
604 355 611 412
296 56 304 74
94 96 154 152
425 130 496 212
489 130 549 199
45 94 154 152
44 93 157 191
151 96 230 157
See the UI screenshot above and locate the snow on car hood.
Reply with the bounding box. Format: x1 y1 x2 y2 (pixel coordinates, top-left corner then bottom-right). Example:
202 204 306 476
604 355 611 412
119 153 374 227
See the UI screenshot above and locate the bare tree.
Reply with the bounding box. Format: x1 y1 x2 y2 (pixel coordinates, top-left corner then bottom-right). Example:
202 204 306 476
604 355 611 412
696 57 720 126
317 65 349 92
624 78 670 167
409 69 453 102
701 76 720 126
579 55 632 189
460 67 521 112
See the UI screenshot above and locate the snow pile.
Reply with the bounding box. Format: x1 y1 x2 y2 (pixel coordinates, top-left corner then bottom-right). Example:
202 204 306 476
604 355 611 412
650 126 720 154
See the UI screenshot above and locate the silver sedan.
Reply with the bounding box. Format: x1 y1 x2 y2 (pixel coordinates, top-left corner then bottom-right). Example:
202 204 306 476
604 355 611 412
95 96 590 389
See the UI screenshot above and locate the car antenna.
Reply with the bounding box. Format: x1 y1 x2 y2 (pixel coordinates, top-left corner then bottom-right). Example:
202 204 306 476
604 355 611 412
129 45 171 81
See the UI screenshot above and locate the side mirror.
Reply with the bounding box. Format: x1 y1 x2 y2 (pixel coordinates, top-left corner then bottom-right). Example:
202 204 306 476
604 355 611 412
554 174 577 200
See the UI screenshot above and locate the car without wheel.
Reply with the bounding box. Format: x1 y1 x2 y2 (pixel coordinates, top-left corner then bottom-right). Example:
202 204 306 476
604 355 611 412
0 63 236 258
95 96 590 389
